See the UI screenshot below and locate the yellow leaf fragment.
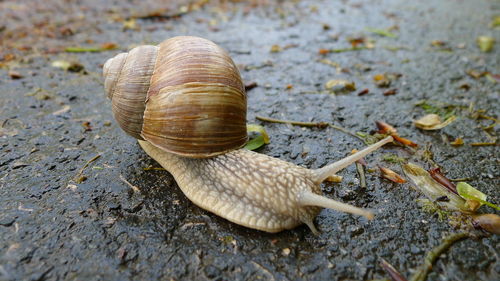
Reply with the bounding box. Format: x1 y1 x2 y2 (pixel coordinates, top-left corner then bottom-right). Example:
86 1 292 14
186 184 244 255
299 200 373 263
477 36 495 52
325 175 343 183
270 45 282 53
414 114 456 130
450 137 464 146
325 79 356 93
123 18 139 30
51 60 71 70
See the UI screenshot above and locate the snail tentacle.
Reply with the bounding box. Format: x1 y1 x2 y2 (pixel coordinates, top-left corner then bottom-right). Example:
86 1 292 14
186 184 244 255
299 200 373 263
311 136 394 184
297 191 374 220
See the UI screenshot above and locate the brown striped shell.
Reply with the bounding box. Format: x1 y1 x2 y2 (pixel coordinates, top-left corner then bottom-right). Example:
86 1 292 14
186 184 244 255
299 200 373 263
103 36 248 158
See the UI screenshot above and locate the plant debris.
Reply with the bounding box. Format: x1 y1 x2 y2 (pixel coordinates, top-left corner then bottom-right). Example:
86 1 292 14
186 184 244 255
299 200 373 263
471 214 500 234
357 88 370 96
469 142 497 146
74 154 101 184
382 153 406 164
414 100 458 120
319 46 369 54
376 120 418 147
476 36 495 52
244 124 270 151
414 114 456 130
450 138 464 146
324 79 356 93
379 166 406 183
352 149 367 188
428 168 458 195
379 258 408 281
244 82 258 91
382 88 398 96
270 45 283 53
373 73 401 88
51 60 85 72
365 27 397 38
65 43 119 52
402 163 468 212
255 116 364 142
409 233 470 281
457 182 500 211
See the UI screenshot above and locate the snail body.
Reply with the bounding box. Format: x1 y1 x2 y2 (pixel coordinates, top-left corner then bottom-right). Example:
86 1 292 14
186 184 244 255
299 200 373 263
103 36 392 233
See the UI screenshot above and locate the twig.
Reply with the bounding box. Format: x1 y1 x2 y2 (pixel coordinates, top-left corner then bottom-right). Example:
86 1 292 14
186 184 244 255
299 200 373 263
255 115 364 142
379 258 408 281
470 142 497 146
119 174 141 193
356 162 366 189
143 166 166 171
449 177 473 182
409 232 470 281
74 154 101 183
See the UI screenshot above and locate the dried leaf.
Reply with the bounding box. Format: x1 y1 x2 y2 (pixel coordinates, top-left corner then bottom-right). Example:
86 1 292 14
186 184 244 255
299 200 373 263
357 88 370 96
414 114 456 130
428 168 457 195
318 48 330 55
476 36 495 52
393 135 418 147
376 120 398 135
379 166 406 183
402 163 468 212
383 89 398 96
457 182 499 211
450 138 464 146
51 60 84 72
373 73 391 87
270 45 282 53
101 42 118 50
325 79 356 93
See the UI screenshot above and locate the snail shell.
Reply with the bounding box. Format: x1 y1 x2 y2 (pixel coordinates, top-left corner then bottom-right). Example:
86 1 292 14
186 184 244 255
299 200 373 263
103 36 248 158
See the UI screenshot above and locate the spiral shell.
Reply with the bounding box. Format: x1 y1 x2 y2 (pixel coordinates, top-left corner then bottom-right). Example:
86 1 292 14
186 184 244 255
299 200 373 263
103 36 248 158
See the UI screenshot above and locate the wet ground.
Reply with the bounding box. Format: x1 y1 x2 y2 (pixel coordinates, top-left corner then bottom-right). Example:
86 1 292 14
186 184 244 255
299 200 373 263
1 0 499 280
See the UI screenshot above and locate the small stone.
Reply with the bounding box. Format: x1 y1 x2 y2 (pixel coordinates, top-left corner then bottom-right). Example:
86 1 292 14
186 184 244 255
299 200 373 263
411 245 422 254
282 248 291 256
348 225 364 237
204 265 221 278
0 217 15 227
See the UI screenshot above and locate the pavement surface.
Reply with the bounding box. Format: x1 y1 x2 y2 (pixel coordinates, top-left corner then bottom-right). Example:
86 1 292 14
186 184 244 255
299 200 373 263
0 0 499 280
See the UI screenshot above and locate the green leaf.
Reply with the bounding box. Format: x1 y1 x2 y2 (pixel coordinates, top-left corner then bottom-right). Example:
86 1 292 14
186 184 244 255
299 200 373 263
457 182 500 211
244 124 270 151
65 47 105 52
244 135 266 151
476 36 495 53
365 28 397 38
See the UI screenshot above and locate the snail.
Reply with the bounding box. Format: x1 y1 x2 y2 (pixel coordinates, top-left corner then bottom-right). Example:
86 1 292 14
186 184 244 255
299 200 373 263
103 36 393 233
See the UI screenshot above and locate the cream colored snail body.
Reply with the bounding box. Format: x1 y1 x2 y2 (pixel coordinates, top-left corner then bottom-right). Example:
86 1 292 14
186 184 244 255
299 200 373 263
103 36 393 233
